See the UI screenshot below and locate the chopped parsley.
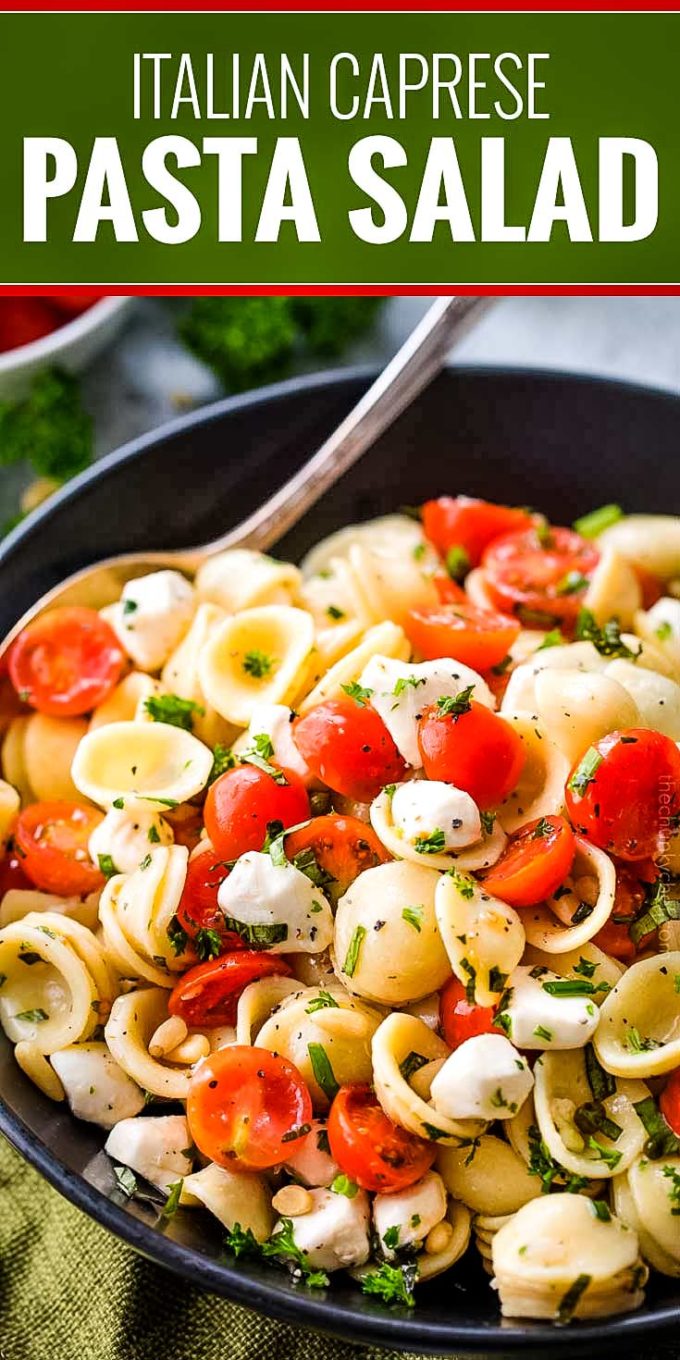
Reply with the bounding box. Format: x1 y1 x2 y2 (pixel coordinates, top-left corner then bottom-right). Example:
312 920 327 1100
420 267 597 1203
574 608 641 660
527 1124 588 1195
241 732 288 784
399 1051 429 1083
459 957 477 1004
148 823 161 844
573 956 597 979
342 924 366 977
262 1217 329 1288
436 685 474 719
488 965 507 993
194 927 222 962
656 620 673 642
208 743 237 785
341 680 373 707
144 694 205 731
242 650 275 679
586 1136 622 1170
663 1164 680 1215
572 504 622 539
414 828 446 855
626 1025 660 1054
221 916 288 949
305 990 340 1014
480 810 496 836
223 1223 261 1259
382 1225 400 1250
360 1260 417 1307
97 853 120 879
447 868 475 898
307 1042 339 1101
567 746 603 796
402 905 423 932
392 675 426 698
331 1174 358 1198
326 604 345 620
167 916 189 957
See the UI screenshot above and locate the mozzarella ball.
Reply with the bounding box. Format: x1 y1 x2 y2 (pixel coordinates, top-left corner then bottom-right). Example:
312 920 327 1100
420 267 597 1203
501 966 600 1050
50 1042 145 1129
373 1171 447 1260
89 807 173 876
104 1114 193 1191
273 1186 371 1272
283 1118 339 1188
430 1034 534 1122
218 852 334 954
108 571 195 672
359 656 493 768
391 780 481 852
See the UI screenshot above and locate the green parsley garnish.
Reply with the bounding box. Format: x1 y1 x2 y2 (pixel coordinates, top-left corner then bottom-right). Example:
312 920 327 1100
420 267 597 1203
262 1217 329 1288
663 1164 680 1215
447 868 475 898
402 905 423 932
527 1124 588 1195
360 1260 417 1307
194 927 222 962
574 608 641 660
567 746 603 796
241 732 288 785
414 828 446 855
148 823 161 844
221 916 288 949
208 743 237 785
167 916 189 957
331 1174 358 1198
97 853 120 880
242 650 275 679
223 1223 261 1259
341 680 373 707
436 685 474 718
144 694 205 731
587 1136 622 1170
326 604 345 620
392 675 426 698
382 1225 400 1250
342 924 366 978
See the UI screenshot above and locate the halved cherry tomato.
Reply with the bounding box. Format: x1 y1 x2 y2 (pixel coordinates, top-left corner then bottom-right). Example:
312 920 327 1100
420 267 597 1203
422 497 535 566
565 729 680 862
204 764 310 862
406 602 520 672
440 975 501 1050
592 860 658 962
169 951 292 1027
15 800 105 896
417 699 525 810
660 1067 680 1137
187 1045 313 1170
294 699 406 804
480 815 576 908
433 573 467 606
327 1084 436 1192
9 607 124 717
174 844 243 951
482 525 600 626
634 564 664 611
283 815 390 899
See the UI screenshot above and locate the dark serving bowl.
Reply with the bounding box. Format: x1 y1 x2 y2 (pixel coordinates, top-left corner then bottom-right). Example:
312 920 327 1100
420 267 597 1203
1 366 679 1356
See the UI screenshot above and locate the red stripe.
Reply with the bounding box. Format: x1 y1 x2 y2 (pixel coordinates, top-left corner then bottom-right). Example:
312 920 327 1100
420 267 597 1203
2 284 680 296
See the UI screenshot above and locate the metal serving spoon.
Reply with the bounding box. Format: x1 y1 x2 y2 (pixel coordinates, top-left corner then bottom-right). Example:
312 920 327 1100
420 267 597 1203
0 295 490 659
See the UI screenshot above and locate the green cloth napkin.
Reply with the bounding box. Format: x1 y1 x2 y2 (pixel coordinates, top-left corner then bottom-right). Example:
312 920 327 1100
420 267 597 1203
0 1134 426 1360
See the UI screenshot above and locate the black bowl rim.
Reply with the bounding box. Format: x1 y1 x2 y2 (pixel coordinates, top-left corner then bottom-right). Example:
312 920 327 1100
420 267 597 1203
1 362 679 1354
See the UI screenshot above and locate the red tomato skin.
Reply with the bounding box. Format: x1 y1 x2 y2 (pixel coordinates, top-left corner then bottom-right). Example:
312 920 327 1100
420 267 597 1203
9 607 124 718
168 952 292 1027
283 815 389 897
328 1084 436 1193
294 699 407 803
433 573 467 606
417 700 525 810
440 976 500 1049
565 729 680 862
482 525 600 626
175 845 244 952
204 764 310 862
49 291 109 315
592 860 658 961
660 1068 680 1136
480 815 576 908
187 1046 313 1171
15 801 105 896
422 497 535 566
0 299 61 353
0 849 31 896
406 602 520 672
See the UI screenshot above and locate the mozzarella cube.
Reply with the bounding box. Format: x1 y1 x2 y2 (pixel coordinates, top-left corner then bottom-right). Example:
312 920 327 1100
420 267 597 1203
643 596 680 659
104 1114 193 1191
108 571 196 672
217 851 333 953
243 704 311 783
373 1170 447 1260
274 1186 371 1272
50 1042 145 1129
359 656 494 768
430 1033 534 1122
89 807 173 876
500 965 600 1050
283 1119 339 1188
391 780 481 851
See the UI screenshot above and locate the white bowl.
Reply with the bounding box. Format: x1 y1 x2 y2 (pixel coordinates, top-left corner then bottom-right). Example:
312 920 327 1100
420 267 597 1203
0 297 135 399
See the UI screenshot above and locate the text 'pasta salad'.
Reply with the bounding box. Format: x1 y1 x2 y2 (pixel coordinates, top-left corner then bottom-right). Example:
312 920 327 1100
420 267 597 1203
0 497 679 1323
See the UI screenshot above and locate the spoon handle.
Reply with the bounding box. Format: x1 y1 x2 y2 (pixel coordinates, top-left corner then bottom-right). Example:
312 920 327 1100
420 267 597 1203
199 295 490 558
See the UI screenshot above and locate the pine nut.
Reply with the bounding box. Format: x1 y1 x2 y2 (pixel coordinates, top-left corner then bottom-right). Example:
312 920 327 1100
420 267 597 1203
424 1220 454 1255
166 1033 210 1064
272 1185 314 1217
149 1015 188 1057
15 1042 65 1102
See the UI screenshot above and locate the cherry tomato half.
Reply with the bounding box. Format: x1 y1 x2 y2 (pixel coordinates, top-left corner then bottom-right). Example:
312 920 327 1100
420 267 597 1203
592 860 658 962
9 607 124 718
204 763 310 862
440 976 501 1050
283 815 390 900
422 497 535 566
168 951 292 1028
327 1084 436 1193
294 699 406 804
15 800 105 896
480 814 576 908
174 844 244 952
417 700 525 810
433 573 467 606
187 1045 313 1171
565 729 680 862
660 1068 680 1137
406 602 520 672
482 525 600 626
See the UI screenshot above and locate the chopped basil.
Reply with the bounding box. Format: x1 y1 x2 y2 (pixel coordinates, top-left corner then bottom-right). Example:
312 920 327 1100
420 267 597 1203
585 1043 616 1102
112 797 125 810
626 1025 660 1053
459 957 477 1004
572 504 622 539
633 1096 680 1158
414 828 446 855
574 1101 622 1142
488 966 507 993
574 609 641 661
122 598 138 616
144 694 205 731
305 990 340 1014
341 680 373 707
242 733 288 785
280 1122 312 1144
139 853 152 871
290 845 335 892
307 1042 339 1101
436 685 474 718
527 1123 588 1195
573 956 597 979
222 915 288 949
399 1051 429 1083
342 924 366 977
630 878 680 943
242 650 275 678
402 905 423 933
571 900 594 925
556 1273 591 1323
567 746 603 796
421 1122 448 1141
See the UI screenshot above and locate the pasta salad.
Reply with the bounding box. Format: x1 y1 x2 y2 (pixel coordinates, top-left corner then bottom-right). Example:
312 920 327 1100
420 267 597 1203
0 496 679 1324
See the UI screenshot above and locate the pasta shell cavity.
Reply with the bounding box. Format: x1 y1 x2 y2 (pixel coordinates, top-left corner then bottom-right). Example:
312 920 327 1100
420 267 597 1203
181 1162 273 1242
594 952 680 1077
300 514 434 581
370 788 507 874
523 837 616 954
533 1048 648 1180
71 721 213 811
434 870 525 1008
492 1193 647 1321
98 845 190 984
437 1133 541 1216
297 621 409 716
583 547 642 629
496 715 570 834
198 606 315 726
88 673 162 731
105 987 193 1100
371 1012 484 1144
161 602 239 747
235 975 306 1046
196 550 301 613
614 1157 680 1276
531 669 639 765
0 912 115 1053
254 984 382 1110
333 861 451 1006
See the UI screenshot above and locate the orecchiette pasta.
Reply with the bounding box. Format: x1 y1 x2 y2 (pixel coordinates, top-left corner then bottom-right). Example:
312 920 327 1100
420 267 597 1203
72 720 213 810
333 861 451 1005
199 605 315 725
